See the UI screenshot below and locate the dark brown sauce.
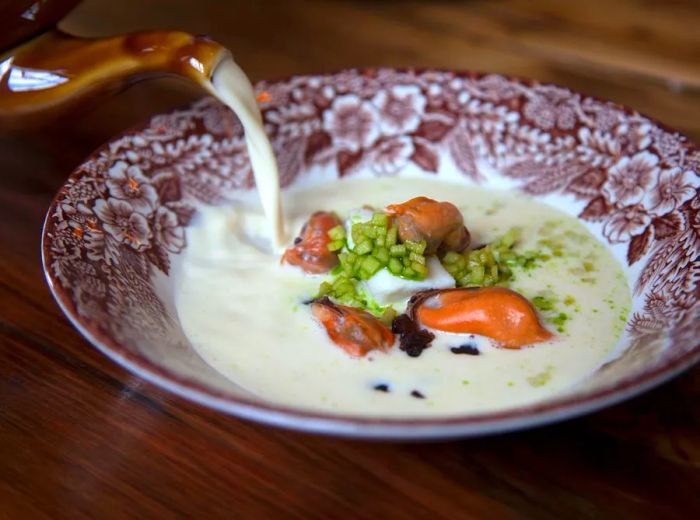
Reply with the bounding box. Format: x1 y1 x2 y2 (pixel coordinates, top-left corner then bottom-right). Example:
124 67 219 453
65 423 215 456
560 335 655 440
391 313 435 358
450 344 480 355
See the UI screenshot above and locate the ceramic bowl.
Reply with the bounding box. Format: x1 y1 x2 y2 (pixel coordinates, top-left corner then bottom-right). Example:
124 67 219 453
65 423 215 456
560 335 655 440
42 68 700 439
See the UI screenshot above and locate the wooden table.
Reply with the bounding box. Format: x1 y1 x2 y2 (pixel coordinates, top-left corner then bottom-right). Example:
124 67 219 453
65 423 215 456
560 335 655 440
2 0 699 517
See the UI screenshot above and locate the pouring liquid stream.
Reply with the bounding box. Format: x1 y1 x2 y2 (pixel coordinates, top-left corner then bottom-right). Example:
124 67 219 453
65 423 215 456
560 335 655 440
205 57 286 251
0 31 285 251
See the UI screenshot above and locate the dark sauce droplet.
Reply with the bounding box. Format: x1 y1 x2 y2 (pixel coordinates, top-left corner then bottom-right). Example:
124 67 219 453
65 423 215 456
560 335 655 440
410 390 425 399
392 314 435 357
450 344 480 355
373 384 390 393
293 236 303 245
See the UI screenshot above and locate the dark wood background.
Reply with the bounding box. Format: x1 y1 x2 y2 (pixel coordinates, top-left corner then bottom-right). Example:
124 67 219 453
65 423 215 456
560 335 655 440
1 0 699 517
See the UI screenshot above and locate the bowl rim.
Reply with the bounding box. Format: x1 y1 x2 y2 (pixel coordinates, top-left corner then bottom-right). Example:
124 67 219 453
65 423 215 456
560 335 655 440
41 67 700 439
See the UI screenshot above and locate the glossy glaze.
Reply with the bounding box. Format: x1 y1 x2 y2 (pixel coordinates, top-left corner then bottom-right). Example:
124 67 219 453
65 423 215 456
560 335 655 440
0 30 225 127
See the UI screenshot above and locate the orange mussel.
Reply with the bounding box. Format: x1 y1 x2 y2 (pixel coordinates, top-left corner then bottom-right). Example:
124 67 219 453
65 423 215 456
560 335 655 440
282 211 341 274
410 287 553 349
311 297 395 357
386 196 470 255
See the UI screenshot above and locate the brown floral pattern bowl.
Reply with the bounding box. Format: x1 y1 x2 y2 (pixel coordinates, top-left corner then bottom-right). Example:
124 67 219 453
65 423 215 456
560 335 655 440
42 68 700 439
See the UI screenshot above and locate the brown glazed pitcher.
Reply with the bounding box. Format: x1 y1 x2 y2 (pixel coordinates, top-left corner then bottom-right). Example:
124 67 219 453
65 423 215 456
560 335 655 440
0 0 229 129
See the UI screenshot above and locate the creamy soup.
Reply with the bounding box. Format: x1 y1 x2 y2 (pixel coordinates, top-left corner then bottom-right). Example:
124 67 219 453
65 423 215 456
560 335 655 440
175 177 630 416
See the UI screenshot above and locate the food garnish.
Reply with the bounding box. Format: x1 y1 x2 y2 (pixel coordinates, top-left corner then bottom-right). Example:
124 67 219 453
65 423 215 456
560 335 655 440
314 198 473 317
288 197 571 355
333 211 430 280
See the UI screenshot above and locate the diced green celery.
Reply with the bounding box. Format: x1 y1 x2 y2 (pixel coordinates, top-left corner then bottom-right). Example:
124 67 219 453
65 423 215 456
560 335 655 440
328 225 346 241
352 222 370 242
388 258 403 274
332 277 350 289
469 265 485 284
467 254 482 269
390 244 406 257
445 265 459 278
402 267 416 278
386 226 398 247
458 274 472 286
412 262 427 276
355 240 372 256
327 240 344 252
442 251 461 264
374 247 390 264
371 212 388 226
442 227 542 288
409 252 426 265
413 241 427 255
338 287 355 298
361 256 381 275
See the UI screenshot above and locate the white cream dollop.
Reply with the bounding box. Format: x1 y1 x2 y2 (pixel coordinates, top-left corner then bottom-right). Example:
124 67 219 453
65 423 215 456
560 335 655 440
362 256 455 308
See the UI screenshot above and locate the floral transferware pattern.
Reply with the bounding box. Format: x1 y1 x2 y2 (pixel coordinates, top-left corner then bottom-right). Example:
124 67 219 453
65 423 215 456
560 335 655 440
44 68 699 383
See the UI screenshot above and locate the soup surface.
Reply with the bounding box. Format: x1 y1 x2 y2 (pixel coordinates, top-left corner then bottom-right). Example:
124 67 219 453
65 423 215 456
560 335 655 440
175 177 630 416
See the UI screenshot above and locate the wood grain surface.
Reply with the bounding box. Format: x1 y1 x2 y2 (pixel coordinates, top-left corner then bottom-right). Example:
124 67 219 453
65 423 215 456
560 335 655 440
2 0 699 517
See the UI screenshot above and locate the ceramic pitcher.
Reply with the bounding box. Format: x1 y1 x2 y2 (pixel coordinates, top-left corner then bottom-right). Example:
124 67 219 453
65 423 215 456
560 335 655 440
0 0 228 128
